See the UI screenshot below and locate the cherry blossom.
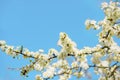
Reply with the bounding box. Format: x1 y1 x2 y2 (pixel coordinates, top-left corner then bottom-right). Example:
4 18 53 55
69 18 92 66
0 1 120 80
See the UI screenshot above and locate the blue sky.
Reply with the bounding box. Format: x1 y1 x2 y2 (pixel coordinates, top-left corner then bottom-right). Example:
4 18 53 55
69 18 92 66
0 0 113 80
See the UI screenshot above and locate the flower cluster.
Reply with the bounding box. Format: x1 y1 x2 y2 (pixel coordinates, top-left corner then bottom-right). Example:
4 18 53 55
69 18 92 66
85 19 100 30
0 1 120 80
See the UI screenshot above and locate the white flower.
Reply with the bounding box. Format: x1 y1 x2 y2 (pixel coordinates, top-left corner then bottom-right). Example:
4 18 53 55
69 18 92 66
42 54 49 60
34 63 43 71
43 66 55 78
110 42 120 52
24 49 31 57
0 40 6 46
5 46 14 55
83 47 92 53
35 75 43 80
93 52 103 59
91 57 100 64
85 19 91 30
101 2 108 9
33 52 40 58
109 1 117 9
71 61 78 68
59 74 70 80
94 25 100 30
60 32 67 40
56 60 69 69
38 49 44 53
101 61 109 67
58 51 67 59
43 71 51 78
74 72 84 78
0 46 6 51
47 66 55 73
104 7 112 17
85 19 97 30
59 75 67 80
91 20 96 25
48 48 58 57
99 76 106 80
80 61 89 70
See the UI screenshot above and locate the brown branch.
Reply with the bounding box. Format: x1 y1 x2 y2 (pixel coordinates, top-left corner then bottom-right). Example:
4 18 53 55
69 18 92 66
109 65 120 77
103 30 111 39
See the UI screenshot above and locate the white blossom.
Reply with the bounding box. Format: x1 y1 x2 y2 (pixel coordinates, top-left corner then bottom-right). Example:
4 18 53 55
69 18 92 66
80 61 89 70
35 75 43 80
101 2 108 9
0 40 6 46
71 61 78 68
5 46 14 55
34 63 43 71
101 61 109 67
0 1 120 80
85 19 100 30
43 66 55 78
38 49 44 53
48 48 58 57
74 72 84 78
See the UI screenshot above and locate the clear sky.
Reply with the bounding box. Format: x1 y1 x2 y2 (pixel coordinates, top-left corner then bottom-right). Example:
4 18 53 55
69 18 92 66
0 0 118 80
